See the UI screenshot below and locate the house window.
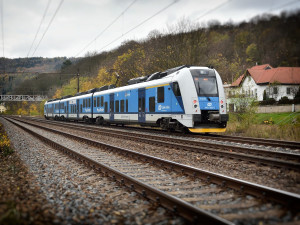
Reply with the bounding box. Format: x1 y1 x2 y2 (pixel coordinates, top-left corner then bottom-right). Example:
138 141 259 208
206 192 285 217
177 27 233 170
157 86 164 103
255 89 257 98
287 87 291 95
273 87 278 95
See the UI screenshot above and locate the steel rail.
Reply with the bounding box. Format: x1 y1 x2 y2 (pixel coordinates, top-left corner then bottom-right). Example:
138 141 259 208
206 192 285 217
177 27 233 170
15 116 300 149
198 133 300 150
17 117 300 171
5 117 231 224
7 117 300 211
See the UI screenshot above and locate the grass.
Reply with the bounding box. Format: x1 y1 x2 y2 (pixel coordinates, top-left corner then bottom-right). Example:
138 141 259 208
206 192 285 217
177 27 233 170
0 123 14 156
225 112 300 141
252 112 300 125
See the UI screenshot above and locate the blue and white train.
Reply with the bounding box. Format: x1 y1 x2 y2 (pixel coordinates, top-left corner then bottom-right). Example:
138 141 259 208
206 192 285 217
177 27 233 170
44 65 229 133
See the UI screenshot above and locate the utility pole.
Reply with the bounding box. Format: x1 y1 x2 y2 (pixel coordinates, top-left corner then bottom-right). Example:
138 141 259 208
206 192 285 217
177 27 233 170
77 68 80 93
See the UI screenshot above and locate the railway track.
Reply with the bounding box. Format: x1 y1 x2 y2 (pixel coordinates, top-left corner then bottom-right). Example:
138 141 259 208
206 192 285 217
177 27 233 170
21 116 300 150
16 116 300 171
5 117 300 224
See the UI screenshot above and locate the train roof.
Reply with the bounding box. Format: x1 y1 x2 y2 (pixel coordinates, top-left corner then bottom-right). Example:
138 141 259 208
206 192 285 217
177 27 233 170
45 65 214 104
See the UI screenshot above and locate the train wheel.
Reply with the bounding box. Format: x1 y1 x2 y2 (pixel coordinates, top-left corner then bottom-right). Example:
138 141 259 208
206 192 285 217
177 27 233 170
96 117 104 125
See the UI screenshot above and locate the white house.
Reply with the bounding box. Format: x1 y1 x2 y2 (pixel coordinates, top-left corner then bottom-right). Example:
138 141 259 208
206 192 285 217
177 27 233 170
0 104 7 113
225 64 300 112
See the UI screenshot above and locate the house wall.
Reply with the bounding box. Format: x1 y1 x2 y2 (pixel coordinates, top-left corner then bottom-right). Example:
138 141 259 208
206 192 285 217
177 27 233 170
0 106 7 113
225 76 299 102
257 104 300 113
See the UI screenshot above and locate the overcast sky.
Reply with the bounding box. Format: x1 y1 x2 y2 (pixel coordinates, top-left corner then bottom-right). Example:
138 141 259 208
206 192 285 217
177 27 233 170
1 0 300 59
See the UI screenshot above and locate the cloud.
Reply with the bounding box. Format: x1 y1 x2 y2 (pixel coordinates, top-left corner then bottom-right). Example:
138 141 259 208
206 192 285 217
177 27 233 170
1 0 299 58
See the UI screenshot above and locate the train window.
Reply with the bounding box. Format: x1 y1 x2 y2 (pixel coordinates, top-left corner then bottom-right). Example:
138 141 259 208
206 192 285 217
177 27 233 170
141 98 145 112
94 98 96 107
105 102 108 113
97 97 100 107
173 82 181 97
115 100 119 112
126 100 128 112
88 98 91 108
101 96 104 107
157 86 164 103
149 97 155 112
83 99 86 108
110 100 114 112
190 69 213 76
193 76 218 97
65 106 67 112
120 100 124 112
138 98 141 111
80 104 82 113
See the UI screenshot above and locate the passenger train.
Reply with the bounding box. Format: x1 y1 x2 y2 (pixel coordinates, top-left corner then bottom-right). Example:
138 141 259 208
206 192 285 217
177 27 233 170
44 65 229 133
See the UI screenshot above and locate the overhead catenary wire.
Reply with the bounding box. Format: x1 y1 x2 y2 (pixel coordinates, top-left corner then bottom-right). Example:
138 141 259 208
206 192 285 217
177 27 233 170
31 0 64 57
98 0 180 53
270 0 300 12
26 0 52 58
74 0 138 57
194 0 232 21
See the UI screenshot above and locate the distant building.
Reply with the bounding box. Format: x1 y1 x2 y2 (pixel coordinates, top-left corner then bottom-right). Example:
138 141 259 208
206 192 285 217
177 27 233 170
225 64 300 111
0 104 7 113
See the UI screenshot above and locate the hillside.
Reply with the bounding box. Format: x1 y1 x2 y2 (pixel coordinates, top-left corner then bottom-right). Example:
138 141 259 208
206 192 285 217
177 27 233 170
0 57 79 96
0 57 72 73
54 11 300 98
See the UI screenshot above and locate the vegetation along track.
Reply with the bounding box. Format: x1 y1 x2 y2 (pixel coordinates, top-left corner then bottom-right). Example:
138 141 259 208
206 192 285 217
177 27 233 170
17 117 300 171
5 116 300 224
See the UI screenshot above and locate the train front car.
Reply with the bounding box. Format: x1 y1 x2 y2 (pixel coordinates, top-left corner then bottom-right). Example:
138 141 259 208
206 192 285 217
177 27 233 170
176 66 228 133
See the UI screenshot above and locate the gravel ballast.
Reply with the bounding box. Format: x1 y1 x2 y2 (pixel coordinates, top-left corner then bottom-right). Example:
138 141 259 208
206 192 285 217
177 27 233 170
27 119 300 194
1 118 186 224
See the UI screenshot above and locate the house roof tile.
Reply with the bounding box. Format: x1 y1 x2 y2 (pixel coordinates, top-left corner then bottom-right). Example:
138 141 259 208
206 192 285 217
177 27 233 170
231 64 300 86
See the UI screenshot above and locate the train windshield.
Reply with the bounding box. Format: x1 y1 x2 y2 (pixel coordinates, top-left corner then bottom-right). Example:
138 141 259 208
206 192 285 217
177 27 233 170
190 69 218 97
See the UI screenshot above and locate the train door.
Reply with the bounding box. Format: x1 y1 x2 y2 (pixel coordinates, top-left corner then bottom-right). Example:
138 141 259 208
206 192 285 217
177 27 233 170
138 88 146 123
109 93 114 121
67 101 69 118
76 99 80 120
